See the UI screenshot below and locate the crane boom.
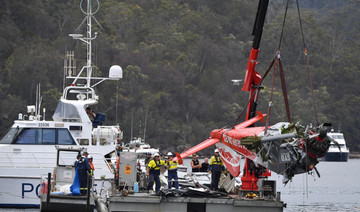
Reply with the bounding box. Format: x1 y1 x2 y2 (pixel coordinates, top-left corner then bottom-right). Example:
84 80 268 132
240 0 270 193
242 0 269 121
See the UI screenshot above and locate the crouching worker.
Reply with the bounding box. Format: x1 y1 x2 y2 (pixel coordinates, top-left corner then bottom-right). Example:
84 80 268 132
166 152 179 189
147 153 166 193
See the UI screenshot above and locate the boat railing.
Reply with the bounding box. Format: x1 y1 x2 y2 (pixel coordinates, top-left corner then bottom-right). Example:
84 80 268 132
62 86 98 101
0 151 114 175
90 152 115 173
0 151 56 168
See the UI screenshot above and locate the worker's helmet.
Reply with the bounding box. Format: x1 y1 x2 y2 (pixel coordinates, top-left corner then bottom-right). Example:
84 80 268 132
147 152 152 155
88 155 93 159
167 152 173 157
214 149 219 153
154 153 160 157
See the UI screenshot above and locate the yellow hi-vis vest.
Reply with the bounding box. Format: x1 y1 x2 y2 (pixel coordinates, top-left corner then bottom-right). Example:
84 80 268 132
167 160 178 170
209 156 223 166
209 155 224 172
148 159 165 171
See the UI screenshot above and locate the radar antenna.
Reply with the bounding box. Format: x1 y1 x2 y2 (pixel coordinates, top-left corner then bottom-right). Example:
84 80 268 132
67 0 120 91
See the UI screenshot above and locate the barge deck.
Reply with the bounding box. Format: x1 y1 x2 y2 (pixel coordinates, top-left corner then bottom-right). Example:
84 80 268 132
107 193 285 212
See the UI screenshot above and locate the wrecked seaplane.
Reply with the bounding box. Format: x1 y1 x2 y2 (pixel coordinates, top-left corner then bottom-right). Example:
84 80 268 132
174 114 333 185
174 0 334 192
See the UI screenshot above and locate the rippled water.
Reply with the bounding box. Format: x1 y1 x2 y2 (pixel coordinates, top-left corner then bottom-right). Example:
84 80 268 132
270 159 360 211
184 158 360 211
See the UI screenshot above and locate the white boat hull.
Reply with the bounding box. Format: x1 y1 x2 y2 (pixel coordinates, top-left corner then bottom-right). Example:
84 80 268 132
0 175 42 207
0 170 112 207
323 132 349 162
0 145 115 207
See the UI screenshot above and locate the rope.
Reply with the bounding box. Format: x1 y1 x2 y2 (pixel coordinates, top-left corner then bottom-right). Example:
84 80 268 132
278 57 292 122
296 0 319 125
264 0 291 132
277 0 290 51
264 56 278 134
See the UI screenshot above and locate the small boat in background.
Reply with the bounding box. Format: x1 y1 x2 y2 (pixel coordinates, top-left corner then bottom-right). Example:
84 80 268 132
323 130 349 162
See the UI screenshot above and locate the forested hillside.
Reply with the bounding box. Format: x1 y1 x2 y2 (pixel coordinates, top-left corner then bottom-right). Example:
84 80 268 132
0 0 359 154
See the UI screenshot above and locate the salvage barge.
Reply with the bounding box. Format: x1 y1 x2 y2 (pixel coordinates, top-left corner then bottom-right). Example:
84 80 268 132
106 150 285 212
40 194 94 212
39 148 285 212
107 193 284 212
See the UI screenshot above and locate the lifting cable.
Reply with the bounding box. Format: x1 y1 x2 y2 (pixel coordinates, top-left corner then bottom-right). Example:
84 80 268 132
296 0 319 125
233 0 316 128
232 0 289 128
264 56 278 134
265 0 292 134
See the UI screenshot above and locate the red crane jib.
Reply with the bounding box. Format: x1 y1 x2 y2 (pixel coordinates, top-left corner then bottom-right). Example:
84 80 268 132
242 48 262 92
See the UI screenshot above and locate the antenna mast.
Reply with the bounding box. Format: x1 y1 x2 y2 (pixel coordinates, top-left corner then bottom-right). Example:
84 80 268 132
68 0 103 88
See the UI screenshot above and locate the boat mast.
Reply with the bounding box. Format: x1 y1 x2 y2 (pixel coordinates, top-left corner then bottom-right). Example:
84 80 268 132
84 0 93 87
68 0 103 88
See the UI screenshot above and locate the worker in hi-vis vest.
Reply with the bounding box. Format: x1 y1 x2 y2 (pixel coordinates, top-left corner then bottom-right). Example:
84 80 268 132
166 152 179 189
209 149 224 191
147 153 166 193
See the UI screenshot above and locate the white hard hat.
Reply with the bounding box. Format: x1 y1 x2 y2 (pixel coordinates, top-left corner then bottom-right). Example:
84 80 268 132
214 149 219 153
88 155 93 159
167 152 173 156
154 153 160 157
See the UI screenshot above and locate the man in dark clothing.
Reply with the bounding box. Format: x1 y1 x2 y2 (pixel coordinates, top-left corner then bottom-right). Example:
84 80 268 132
75 153 91 195
116 139 125 156
86 107 96 122
209 149 224 191
200 157 209 172
191 154 201 172
144 152 152 166
82 151 89 158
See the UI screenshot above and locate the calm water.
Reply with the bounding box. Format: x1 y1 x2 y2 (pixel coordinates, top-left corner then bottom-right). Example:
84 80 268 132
185 158 360 212
270 159 360 212
3 159 359 212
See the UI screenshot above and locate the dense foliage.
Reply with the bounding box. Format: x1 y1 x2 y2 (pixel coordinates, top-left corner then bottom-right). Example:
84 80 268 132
0 0 359 154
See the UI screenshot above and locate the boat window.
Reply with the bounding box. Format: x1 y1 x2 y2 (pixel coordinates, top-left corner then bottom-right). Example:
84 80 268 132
52 101 81 122
9 128 76 145
43 129 56 144
16 129 41 144
335 135 344 139
330 134 344 139
0 128 22 144
58 150 79 167
58 128 76 145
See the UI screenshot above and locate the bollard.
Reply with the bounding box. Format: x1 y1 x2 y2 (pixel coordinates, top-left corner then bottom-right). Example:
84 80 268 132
46 172 51 207
86 174 91 211
276 191 281 201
